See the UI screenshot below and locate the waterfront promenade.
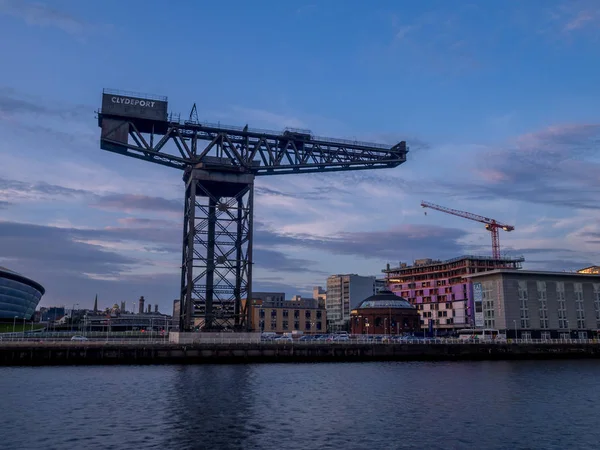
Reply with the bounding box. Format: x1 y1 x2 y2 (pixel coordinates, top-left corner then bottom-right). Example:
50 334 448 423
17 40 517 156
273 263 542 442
2 336 600 365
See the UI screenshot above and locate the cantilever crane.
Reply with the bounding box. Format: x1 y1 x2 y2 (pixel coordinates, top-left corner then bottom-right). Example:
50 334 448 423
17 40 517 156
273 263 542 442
421 201 515 259
97 89 408 332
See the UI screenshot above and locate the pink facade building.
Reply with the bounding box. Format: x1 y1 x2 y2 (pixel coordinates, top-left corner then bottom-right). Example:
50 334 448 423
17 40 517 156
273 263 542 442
383 256 523 332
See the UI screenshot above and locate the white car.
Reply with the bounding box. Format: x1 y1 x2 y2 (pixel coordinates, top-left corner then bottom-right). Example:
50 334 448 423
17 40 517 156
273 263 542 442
71 335 88 341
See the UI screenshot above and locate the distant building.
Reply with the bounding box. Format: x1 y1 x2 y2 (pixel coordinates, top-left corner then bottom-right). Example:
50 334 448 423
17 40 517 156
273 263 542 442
172 299 181 331
350 290 420 335
250 297 326 333
578 266 600 274
40 306 65 323
313 286 326 308
252 292 285 305
465 269 600 339
326 274 379 331
0 266 45 321
384 256 524 332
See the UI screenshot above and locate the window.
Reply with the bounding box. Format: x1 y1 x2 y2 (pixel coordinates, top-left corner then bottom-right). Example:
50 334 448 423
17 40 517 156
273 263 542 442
271 309 277 318
483 282 495 329
305 311 311 319
316 322 322 330
283 321 288 330
575 283 585 329
294 321 299 330
283 310 289 318
259 309 265 318
521 331 532 341
538 281 548 329
518 280 530 328
578 331 588 340
294 310 300 318
316 311 322 319
594 284 600 328
270 321 276 330
541 331 551 341
557 282 568 329
259 320 265 331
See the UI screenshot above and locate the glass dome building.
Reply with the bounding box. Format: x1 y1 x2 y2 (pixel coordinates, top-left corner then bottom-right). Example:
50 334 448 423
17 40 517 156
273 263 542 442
350 289 420 335
0 267 45 321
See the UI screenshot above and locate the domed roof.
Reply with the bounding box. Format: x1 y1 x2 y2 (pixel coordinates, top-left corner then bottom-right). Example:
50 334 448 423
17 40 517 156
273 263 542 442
356 290 414 309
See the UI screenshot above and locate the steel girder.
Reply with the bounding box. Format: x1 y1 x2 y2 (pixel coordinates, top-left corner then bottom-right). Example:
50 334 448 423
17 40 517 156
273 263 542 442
98 115 408 175
180 168 254 331
98 110 409 332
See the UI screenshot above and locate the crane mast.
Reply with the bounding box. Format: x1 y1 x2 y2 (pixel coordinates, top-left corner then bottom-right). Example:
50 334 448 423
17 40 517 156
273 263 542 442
421 201 515 259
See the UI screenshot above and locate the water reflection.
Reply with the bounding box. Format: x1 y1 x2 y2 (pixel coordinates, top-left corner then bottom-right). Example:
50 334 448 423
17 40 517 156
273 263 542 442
1 361 600 450
163 365 257 450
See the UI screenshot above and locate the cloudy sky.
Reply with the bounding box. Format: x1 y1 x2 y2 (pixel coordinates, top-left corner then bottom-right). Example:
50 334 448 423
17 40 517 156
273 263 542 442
0 0 599 312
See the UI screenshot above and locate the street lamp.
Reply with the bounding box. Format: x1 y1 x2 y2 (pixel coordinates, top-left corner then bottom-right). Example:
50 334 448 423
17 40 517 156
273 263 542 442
12 315 18 339
71 303 79 332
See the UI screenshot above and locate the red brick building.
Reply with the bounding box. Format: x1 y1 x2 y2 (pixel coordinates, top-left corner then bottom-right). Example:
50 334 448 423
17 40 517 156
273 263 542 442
350 290 420 335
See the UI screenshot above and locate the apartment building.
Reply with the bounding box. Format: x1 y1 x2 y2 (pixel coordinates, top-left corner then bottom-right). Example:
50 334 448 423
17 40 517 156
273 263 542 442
466 269 600 339
384 255 524 331
250 296 326 334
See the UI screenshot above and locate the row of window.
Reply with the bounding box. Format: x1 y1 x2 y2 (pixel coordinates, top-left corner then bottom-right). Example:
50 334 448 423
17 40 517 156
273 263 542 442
518 282 600 329
258 320 323 331
259 309 323 319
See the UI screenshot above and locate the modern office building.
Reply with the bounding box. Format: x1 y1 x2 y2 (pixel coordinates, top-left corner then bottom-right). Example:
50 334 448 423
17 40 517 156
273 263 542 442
0 266 45 321
250 296 326 334
326 274 379 331
384 256 524 332
465 269 600 339
350 290 420 335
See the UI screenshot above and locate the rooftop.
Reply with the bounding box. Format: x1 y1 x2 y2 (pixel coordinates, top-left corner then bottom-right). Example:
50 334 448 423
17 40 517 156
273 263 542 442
465 269 600 279
356 290 415 310
383 254 525 273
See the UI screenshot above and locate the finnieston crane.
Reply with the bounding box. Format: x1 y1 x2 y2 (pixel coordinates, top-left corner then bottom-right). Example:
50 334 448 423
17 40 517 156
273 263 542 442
97 89 409 332
420 201 515 259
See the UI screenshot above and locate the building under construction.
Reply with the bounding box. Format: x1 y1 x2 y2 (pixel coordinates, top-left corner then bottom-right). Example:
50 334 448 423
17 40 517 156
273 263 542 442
383 255 524 332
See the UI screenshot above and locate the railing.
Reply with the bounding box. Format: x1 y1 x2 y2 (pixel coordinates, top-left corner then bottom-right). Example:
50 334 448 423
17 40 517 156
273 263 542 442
166 117 394 150
1 337 599 346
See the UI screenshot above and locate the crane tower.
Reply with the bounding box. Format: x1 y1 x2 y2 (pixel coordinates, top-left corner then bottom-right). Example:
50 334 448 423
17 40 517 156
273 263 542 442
97 89 409 331
421 201 515 259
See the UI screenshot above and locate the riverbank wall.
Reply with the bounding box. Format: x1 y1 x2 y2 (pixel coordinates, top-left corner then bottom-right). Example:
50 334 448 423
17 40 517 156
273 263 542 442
2 342 600 366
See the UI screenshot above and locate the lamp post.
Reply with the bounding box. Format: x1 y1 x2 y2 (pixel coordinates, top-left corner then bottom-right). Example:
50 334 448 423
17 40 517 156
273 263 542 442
13 315 18 336
513 319 517 341
71 303 79 332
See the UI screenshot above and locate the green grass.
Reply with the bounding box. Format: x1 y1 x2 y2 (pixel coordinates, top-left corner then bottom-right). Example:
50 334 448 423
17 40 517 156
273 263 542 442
0 323 45 333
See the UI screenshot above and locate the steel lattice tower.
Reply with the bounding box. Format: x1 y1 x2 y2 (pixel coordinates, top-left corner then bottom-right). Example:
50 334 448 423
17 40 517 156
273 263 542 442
97 89 409 332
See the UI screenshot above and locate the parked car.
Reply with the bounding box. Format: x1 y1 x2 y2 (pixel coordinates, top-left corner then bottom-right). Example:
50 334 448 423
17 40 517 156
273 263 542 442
71 335 88 341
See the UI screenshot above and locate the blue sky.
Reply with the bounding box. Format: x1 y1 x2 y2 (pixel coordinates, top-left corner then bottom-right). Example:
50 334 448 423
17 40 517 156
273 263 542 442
0 0 599 312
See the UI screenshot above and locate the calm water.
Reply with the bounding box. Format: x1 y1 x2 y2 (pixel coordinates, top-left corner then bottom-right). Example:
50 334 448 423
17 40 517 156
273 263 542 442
1 361 600 450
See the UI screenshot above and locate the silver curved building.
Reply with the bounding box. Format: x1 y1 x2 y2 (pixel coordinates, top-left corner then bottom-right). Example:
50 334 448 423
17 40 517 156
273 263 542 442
0 267 45 320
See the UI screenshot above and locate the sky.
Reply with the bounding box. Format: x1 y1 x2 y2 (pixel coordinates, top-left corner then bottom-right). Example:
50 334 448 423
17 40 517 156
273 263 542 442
0 0 599 312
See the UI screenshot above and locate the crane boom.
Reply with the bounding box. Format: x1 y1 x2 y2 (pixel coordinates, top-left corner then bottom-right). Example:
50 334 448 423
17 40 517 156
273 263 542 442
421 201 515 259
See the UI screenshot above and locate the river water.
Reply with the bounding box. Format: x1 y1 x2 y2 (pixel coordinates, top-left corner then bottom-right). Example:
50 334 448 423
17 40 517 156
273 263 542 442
1 361 599 450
